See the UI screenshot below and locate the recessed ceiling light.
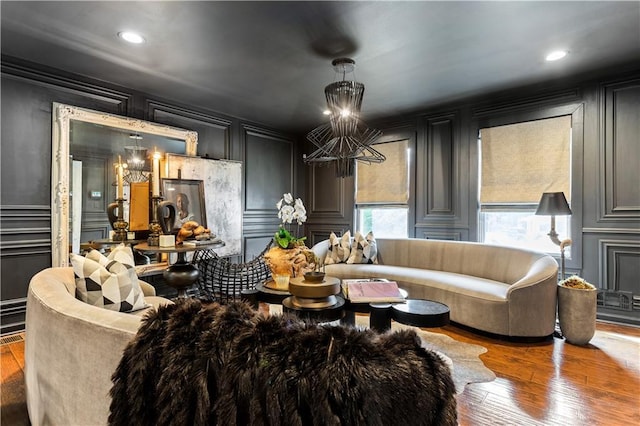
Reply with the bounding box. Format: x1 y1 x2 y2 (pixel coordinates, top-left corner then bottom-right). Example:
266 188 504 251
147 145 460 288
546 50 568 61
322 109 331 115
118 31 145 44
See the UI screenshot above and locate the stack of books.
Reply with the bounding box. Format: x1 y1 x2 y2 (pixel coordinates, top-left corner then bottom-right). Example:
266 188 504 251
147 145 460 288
342 279 406 303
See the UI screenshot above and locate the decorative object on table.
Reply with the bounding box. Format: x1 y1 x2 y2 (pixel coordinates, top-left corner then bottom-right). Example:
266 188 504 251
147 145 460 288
342 279 405 303
109 300 457 426
288 275 341 308
107 155 129 241
535 191 572 279
147 148 165 246
70 245 148 312
176 220 212 243
304 58 384 178
303 270 325 283
557 275 597 345
161 178 207 230
264 193 315 290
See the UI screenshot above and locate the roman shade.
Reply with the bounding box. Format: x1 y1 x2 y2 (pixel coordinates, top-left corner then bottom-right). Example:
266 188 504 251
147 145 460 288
480 116 571 204
356 140 409 204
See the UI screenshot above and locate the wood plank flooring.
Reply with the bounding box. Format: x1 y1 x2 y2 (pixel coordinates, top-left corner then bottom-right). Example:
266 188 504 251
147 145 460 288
2 321 639 425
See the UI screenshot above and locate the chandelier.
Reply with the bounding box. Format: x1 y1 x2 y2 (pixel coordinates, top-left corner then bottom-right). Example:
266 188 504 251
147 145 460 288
304 58 384 177
123 134 150 183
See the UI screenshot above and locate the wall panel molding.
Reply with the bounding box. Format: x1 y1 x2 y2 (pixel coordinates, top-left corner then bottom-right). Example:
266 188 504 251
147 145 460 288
417 112 459 223
598 239 640 292
1 57 132 114
147 100 233 160
472 88 581 118
583 227 640 234
0 298 27 335
599 78 640 221
241 124 296 217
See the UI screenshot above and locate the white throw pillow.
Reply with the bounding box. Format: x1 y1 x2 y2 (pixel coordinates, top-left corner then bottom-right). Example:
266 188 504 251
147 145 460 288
347 231 378 264
324 231 352 265
71 245 148 312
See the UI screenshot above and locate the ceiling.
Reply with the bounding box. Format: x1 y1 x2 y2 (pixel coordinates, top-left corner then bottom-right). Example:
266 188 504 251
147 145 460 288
2 1 639 133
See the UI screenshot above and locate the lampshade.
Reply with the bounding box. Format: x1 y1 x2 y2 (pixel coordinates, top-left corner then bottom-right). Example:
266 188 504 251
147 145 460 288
535 192 572 216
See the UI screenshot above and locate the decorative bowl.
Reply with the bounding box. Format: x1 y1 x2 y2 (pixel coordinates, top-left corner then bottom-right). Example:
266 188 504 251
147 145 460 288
303 271 326 283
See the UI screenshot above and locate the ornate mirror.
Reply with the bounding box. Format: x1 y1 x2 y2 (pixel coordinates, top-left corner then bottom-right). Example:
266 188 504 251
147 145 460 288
51 103 198 267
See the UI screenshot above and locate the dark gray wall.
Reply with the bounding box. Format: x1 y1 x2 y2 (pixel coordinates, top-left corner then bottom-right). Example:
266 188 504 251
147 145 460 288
0 56 304 334
306 69 640 326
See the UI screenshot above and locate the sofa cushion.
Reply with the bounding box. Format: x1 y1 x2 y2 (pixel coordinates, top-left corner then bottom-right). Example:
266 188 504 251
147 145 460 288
71 246 148 312
324 231 351 264
347 231 378 264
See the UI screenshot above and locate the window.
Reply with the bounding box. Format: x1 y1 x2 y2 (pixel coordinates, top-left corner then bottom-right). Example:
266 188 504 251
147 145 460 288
479 116 572 256
355 140 410 238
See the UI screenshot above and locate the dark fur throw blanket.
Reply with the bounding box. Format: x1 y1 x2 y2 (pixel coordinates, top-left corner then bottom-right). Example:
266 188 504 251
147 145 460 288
109 299 456 426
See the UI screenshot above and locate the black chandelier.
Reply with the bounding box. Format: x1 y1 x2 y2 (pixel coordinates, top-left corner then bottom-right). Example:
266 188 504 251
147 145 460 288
304 58 384 178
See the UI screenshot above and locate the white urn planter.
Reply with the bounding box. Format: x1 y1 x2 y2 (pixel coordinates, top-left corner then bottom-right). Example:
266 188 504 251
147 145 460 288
557 276 597 345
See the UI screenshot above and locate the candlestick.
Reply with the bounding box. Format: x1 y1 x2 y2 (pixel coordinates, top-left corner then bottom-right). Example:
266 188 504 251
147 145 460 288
117 155 124 199
152 149 161 197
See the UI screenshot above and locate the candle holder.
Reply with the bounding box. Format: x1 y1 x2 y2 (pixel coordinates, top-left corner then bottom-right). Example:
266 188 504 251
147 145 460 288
107 198 129 241
148 195 164 246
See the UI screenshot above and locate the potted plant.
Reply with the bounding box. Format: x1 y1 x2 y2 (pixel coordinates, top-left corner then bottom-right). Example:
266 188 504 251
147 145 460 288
264 193 312 290
557 275 597 345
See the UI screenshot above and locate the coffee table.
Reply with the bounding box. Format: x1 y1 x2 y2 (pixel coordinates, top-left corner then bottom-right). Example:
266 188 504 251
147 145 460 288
340 288 409 327
392 299 450 328
282 295 345 323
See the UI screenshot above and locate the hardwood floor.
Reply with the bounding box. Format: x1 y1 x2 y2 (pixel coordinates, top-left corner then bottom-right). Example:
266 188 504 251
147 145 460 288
2 321 639 425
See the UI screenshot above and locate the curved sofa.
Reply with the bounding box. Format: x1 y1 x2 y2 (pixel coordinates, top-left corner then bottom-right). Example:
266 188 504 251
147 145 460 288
25 267 172 426
313 238 558 338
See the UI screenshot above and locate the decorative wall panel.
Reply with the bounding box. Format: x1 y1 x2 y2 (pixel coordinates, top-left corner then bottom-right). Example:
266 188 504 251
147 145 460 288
166 154 243 257
243 125 294 214
148 101 233 160
427 118 454 215
600 80 640 219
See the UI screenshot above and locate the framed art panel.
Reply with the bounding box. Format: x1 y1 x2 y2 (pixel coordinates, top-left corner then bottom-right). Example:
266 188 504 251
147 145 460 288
165 154 242 257
161 178 207 229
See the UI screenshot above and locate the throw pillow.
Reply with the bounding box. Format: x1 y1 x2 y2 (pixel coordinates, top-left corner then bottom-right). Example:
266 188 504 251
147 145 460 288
347 231 378 264
324 231 351 265
71 245 148 312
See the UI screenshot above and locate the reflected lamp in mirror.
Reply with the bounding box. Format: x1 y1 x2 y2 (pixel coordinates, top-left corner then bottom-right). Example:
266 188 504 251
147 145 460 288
535 192 572 279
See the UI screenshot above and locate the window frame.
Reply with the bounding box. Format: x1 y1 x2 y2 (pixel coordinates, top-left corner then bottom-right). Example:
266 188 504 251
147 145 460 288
353 128 416 238
473 104 584 273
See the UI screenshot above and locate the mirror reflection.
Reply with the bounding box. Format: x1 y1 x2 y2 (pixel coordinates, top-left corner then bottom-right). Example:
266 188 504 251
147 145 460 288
51 103 197 267
69 121 186 247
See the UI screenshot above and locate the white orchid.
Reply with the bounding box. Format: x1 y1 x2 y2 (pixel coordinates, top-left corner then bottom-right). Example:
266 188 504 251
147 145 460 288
275 193 307 248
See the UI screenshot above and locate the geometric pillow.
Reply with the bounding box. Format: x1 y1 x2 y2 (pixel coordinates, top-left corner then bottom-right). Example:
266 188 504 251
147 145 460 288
347 231 378 264
324 231 352 265
71 245 148 312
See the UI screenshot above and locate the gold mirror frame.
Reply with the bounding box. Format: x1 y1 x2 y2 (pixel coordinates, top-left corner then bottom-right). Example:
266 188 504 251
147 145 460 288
51 103 198 267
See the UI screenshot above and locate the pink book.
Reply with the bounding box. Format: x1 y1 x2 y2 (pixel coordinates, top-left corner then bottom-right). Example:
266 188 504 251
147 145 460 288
346 280 405 303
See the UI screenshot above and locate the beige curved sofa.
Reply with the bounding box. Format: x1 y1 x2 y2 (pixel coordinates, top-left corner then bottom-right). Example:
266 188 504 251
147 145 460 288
25 267 172 426
313 238 558 338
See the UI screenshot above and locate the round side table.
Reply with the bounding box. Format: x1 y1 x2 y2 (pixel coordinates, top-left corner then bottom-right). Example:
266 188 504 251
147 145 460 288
282 295 345 323
134 241 225 298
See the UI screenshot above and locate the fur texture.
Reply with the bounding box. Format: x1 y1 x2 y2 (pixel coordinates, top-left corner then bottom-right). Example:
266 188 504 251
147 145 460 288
109 300 456 426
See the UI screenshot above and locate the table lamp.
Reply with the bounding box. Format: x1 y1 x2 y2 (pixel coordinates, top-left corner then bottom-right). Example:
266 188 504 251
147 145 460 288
535 192 572 279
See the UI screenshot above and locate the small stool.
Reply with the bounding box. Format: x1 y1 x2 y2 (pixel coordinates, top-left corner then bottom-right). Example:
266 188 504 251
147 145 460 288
391 299 450 328
369 303 393 333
